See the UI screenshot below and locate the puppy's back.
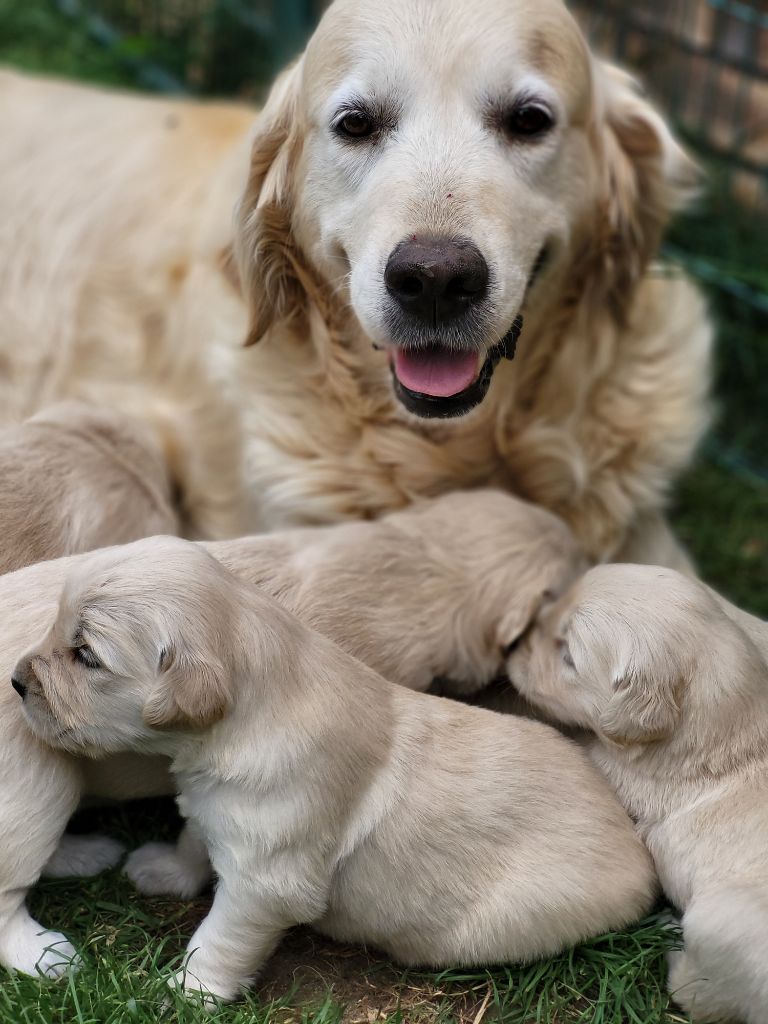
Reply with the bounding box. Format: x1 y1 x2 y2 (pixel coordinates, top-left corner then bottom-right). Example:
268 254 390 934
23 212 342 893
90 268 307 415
0 402 177 575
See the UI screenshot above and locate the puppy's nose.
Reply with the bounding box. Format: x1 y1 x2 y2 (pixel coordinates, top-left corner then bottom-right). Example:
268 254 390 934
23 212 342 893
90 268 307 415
11 676 27 699
385 236 489 324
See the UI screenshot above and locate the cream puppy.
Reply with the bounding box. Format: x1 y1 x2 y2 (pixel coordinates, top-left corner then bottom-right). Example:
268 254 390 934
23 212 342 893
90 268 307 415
126 488 585 896
0 401 177 575
507 564 768 1023
15 537 655 1002
0 489 583 976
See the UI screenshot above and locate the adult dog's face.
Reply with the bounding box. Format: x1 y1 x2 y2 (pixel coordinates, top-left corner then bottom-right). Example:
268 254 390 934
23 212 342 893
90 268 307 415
237 0 693 419
299 0 592 416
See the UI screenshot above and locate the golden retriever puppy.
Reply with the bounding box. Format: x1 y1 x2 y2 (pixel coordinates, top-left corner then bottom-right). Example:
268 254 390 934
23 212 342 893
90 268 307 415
124 488 584 896
0 0 711 566
507 564 768 1023
15 537 655 1001
0 401 178 576
0 489 582 975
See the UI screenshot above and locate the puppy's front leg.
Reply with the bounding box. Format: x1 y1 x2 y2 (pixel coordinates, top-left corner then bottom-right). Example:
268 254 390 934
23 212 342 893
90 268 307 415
125 821 212 898
172 879 290 1004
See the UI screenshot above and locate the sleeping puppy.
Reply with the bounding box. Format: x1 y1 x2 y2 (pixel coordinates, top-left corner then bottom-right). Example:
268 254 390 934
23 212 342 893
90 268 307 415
208 488 584 694
15 537 655 1002
0 401 177 575
125 487 585 896
507 564 768 1023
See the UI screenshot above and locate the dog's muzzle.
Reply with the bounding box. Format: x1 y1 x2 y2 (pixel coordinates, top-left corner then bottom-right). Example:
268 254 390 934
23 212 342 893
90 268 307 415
391 316 523 419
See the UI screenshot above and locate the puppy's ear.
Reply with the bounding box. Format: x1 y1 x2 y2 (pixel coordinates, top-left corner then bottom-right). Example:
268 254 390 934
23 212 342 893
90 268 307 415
496 589 551 655
143 646 232 731
598 658 682 746
235 60 306 346
593 61 700 315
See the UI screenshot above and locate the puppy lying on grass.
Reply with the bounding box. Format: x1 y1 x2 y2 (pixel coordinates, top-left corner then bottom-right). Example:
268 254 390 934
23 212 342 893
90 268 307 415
0 400 177 575
508 563 768 1024
14 537 655 1002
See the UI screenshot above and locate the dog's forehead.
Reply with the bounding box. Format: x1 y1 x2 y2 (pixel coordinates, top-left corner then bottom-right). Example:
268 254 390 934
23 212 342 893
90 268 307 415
306 0 591 117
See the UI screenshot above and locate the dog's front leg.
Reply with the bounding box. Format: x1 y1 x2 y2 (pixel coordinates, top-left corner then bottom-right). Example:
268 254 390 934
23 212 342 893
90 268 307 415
0 727 83 977
171 879 292 1004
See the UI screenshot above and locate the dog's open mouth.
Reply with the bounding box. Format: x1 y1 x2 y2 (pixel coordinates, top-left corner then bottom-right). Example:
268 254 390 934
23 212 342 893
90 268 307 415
390 316 523 419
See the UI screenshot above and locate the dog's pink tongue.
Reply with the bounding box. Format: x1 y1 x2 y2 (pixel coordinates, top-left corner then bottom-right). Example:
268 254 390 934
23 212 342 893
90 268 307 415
393 347 480 397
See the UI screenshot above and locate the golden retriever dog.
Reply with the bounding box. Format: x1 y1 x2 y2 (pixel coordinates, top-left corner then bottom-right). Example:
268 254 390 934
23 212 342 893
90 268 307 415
0 489 584 973
14 537 655 1001
0 0 710 564
507 564 768 1023
0 400 178 576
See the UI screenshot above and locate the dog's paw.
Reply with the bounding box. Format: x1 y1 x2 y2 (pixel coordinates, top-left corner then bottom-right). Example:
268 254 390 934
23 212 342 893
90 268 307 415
124 842 210 898
43 833 126 878
0 916 80 978
32 933 81 979
166 969 229 1011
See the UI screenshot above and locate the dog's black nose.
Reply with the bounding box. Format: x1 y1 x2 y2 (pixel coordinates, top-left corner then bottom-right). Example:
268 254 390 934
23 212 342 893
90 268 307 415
385 236 489 324
11 676 26 699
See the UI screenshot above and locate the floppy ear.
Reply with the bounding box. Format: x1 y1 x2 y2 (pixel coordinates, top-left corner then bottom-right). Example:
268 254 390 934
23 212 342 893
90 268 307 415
142 646 232 731
496 589 551 655
235 60 307 346
598 657 682 746
593 61 700 316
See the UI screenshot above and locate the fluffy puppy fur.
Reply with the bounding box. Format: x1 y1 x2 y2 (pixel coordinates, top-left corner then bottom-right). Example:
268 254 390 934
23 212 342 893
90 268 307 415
0 401 178 576
15 537 655 1002
125 488 585 897
508 564 768 1023
0 0 711 566
0 489 583 975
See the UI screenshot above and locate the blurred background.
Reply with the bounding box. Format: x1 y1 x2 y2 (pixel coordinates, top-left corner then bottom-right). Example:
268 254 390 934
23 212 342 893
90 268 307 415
0 0 766 612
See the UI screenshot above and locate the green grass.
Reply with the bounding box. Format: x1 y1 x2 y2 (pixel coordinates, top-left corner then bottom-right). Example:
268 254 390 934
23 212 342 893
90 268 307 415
0 3 765 1021
4 801 687 1024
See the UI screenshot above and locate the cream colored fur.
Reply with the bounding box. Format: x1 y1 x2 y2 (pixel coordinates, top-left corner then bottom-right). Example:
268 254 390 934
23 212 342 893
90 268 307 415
0 0 711 562
0 401 177 575
126 489 584 897
508 564 768 1023
0 489 586 959
16 537 654 1002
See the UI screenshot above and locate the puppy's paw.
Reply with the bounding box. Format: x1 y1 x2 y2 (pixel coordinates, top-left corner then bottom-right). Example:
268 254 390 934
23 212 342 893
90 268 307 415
0 918 80 978
32 934 81 979
43 833 126 878
124 842 210 898
166 968 232 1010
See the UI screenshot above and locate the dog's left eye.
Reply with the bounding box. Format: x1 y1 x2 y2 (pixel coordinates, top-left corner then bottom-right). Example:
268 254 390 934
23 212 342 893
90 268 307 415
504 103 554 139
73 644 100 669
335 111 375 139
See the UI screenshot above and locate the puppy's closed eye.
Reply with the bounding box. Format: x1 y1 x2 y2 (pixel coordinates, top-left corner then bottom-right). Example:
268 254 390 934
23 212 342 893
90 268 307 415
73 644 100 670
556 638 575 670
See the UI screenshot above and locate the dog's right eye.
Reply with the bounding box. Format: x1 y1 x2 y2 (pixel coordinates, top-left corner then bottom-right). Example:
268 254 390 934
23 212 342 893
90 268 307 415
73 644 100 670
335 111 375 140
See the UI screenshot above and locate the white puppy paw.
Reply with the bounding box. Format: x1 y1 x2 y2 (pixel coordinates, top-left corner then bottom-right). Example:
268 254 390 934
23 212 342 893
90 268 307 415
124 842 210 898
43 833 126 878
166 968 230 1010
0 913 80 978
